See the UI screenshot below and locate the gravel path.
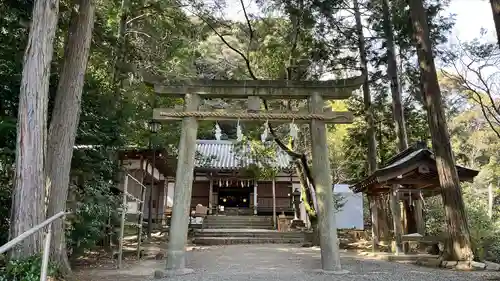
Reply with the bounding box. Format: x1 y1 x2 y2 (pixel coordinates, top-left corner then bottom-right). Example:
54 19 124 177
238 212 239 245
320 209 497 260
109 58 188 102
77 244 500 281
155 245 499 281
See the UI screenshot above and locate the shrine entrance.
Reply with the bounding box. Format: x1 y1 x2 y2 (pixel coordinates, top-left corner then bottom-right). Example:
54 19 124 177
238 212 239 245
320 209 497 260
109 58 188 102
218 187 251 208
146 77 363 276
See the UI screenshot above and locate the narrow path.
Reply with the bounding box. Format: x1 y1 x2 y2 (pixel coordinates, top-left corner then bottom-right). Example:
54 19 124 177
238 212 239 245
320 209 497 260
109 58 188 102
76 245 500 281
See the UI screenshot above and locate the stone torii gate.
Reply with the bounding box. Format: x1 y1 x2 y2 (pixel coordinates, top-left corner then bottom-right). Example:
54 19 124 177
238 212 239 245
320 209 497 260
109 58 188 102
148 78 363 277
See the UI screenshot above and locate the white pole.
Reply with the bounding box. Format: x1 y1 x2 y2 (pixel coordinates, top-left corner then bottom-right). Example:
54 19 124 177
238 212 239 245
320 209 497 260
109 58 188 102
39 225 52 281
118 174 128 268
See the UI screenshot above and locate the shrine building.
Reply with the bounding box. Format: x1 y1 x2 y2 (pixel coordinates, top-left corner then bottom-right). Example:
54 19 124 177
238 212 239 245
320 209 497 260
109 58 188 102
118 138 310 227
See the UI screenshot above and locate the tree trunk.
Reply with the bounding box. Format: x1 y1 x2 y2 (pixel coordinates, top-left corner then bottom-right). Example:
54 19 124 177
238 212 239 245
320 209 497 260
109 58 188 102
381 0 420 250
9 0 59 260
353 0 383 249
46 0 95 272
490 0 500 48
381 0 408 152
409 0 473 261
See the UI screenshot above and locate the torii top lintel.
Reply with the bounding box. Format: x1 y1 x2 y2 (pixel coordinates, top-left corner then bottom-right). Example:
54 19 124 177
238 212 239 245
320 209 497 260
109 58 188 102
147 75 365 99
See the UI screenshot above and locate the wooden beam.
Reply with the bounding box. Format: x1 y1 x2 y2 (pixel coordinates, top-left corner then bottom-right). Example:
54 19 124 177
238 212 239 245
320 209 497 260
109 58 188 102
152 76 364 99
153 108 353 124
385 178 440 185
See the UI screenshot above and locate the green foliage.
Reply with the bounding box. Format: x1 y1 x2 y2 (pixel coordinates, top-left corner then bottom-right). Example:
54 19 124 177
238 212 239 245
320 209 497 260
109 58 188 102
333 193 346 213
0 255 60 281
0 151 14 245
463 185 500 262
424 196 446 236
234 139 282 180
66 148 122 259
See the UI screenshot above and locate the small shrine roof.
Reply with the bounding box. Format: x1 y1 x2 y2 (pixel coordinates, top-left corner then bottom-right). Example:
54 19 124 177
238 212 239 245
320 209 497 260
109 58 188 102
350 142 479 195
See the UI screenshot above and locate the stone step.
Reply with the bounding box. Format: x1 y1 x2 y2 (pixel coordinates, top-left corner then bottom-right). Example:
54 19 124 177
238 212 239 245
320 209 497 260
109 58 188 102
203 220 273 224
204 216 273 222
203 224 274 229
193 237 305 245
194 229 305 238
203 220 273 225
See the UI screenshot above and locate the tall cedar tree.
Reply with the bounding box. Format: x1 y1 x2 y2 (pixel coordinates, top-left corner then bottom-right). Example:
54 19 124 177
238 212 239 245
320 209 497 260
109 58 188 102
353 0 382 248
409 0 473 261
9 0 59 259
46 0 95 273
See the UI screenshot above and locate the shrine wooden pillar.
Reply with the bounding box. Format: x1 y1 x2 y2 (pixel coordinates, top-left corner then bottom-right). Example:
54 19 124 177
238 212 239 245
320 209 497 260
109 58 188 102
390 185 403 255
164 93 200 275
272 178 277 229
414 195 425 235
208 176 213 215
370 195 380 252
253 182 258 215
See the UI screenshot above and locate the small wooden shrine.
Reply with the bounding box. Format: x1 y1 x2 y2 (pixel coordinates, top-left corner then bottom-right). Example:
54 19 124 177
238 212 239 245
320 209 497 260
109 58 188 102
350 141 479 254
351 141 478 197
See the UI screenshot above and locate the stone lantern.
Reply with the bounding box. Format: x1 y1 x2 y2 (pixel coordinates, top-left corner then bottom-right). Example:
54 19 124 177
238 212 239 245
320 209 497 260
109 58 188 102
290 188 305 229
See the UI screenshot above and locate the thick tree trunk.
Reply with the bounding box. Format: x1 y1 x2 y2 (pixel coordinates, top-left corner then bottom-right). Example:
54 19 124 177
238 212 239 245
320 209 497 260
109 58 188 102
46 0 94 272
9 0 59 259
490 0 500 48
409 0 473 261
354 0 388 248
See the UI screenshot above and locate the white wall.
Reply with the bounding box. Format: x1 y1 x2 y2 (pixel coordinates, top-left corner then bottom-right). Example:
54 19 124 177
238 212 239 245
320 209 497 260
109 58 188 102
334 184 364 230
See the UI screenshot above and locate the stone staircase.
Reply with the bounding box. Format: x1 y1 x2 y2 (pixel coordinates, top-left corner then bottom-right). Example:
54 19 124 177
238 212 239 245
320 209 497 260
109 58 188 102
193 215 306 245
202 215 274 229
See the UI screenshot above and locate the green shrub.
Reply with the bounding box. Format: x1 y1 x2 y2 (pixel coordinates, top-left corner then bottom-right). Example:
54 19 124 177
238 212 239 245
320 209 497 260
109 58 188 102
66 148 121 260
0 255 60 281
465 194 500 262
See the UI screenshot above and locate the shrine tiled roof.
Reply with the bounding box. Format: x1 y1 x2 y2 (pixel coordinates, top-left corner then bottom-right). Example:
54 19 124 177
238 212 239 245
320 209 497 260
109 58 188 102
195 140 292 170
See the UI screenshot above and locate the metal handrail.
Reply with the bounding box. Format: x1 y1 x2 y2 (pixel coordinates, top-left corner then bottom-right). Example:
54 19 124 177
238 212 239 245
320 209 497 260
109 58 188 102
0 211 70 281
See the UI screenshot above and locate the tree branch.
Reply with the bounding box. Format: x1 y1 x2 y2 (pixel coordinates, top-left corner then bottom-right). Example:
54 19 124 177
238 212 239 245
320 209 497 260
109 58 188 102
195 3 319 210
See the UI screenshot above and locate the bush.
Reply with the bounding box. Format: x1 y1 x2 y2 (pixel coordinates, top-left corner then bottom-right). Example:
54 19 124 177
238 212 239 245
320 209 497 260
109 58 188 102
424 187 500 262
464 190 500 262
66 148 122 260
424 196 446 236
0 255 60 281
